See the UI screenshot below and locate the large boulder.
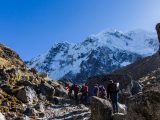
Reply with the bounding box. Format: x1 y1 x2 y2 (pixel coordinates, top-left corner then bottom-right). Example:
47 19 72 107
16 80 36 89
38 82 55 99
131 81 143 95
16 86 37 104
54 85 67 97
126 90 160 120
90 96 112 120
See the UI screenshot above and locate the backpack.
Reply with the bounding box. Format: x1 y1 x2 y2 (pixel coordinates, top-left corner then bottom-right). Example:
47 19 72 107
110 83 118 93
99 86 106 98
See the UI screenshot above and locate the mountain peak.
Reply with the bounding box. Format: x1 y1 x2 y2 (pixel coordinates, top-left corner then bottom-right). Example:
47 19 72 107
52 41 72 48
28 29 158 83
90 29 123 37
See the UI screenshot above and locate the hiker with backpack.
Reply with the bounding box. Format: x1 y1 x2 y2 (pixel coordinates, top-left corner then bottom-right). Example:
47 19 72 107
98 85 107 99
80 83 89 105
156 23 160 54
92 83 99 96
73 84 79 104
80 84 85 104
107 80 119 113
66 83 72 99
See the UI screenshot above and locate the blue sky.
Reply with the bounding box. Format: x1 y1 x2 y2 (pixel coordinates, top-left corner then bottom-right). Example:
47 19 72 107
0 0 160 60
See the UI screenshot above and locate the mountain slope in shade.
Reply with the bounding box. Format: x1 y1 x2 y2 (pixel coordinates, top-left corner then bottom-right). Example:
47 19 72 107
28 29 159 83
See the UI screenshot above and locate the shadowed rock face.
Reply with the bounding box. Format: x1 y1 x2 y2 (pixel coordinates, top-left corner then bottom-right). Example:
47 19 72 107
126 88 160 120
112 53 160 81
90 96 112 120
16 86 37 104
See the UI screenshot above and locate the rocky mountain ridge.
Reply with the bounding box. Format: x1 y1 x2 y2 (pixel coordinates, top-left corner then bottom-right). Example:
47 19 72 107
28 29 158 83
0 43 91 120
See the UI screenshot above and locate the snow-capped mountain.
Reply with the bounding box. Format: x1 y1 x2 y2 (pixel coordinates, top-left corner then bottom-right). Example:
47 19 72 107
28 29 158 83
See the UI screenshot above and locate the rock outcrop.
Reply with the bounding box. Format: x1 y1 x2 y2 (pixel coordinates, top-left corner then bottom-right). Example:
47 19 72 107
90 96 112 120
0 44 24 67
38 82 55 99
54 85 67 97
16 86 37 104
126 84 160 120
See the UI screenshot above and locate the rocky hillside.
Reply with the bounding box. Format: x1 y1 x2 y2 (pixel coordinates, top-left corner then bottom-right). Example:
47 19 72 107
0 43 91 120
28 29 158 84
112 52 160 84
87 51 160 120
87 51 160 98
115 52 160 120
0 44 24 67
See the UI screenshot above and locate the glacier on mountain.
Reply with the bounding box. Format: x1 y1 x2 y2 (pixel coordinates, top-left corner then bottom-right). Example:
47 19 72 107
28 29 158 83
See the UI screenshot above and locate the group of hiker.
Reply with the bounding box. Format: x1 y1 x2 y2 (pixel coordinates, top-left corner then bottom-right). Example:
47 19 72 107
92 80 119 113
66 83 89 105
65 80 119 113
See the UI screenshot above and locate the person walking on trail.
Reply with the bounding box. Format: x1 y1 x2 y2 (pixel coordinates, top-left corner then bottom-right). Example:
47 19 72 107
92 84 99 96
80 85 85 103
66 83 72 99
81 83 89 105
156 23 160 54
107 80 119 113
74 84 79 104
